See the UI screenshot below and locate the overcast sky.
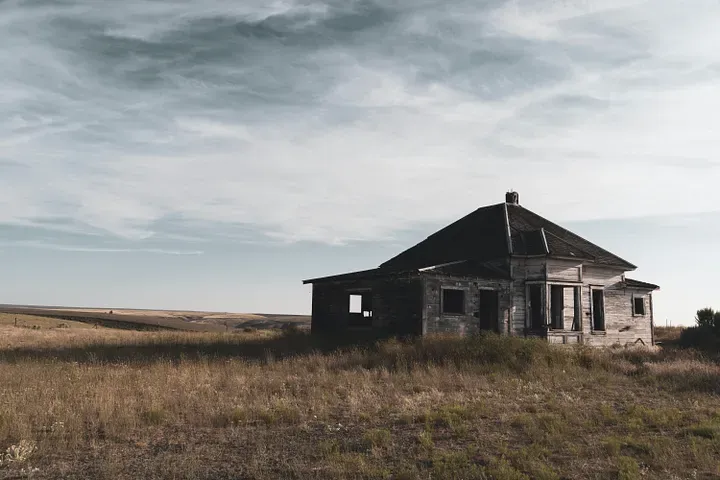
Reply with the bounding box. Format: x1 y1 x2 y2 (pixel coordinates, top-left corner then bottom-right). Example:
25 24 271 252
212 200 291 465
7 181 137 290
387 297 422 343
1 0 718 325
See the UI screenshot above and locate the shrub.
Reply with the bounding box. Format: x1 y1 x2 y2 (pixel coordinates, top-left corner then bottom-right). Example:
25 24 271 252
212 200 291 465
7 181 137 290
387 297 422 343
695 308 720 331
678 326 720 352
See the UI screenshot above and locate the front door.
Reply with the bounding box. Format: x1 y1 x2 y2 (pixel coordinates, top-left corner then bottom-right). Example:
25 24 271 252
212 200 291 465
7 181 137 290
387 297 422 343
477 290 499 332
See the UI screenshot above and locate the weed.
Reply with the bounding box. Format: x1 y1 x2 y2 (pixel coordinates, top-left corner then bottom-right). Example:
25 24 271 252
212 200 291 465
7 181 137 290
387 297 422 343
141 409 166 426
616 456 642 480
363 428 392 449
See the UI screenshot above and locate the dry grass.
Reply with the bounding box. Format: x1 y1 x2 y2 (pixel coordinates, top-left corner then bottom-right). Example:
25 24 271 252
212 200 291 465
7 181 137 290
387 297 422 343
0 327 719 479
654 326 685 345
0 306 311 333
0 313 96 330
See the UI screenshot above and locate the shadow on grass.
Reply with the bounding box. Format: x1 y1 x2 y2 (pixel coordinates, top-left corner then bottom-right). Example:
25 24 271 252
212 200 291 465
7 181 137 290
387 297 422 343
0 330 388 365
0 330 568 375
2 329 719 395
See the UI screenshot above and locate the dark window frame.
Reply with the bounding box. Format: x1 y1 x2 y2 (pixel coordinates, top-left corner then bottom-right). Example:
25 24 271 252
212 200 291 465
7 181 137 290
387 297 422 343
441 288 466 315
632 295 646 316
591 287 606 332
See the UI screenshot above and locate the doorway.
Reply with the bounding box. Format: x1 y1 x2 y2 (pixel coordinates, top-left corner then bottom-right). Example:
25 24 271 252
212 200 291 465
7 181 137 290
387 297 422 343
528 284 544 329
477 290 499 332
591 288 605 331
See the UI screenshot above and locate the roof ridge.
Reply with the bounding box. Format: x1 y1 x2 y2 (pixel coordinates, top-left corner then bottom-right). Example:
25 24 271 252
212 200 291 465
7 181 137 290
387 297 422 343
503 202 513 255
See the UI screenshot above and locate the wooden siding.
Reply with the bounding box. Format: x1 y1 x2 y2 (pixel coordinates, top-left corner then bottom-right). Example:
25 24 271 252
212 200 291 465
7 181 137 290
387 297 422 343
309 258 655 348
546 259 582 282
581 266 654 347
310 275 423 335
422 275 511 335
508 259 654 345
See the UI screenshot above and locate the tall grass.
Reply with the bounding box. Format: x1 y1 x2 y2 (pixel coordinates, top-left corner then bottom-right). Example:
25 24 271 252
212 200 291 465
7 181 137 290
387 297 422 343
0 326 718 479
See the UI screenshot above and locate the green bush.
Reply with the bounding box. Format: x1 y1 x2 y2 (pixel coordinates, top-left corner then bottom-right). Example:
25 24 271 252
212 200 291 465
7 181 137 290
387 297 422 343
678 308 720 352
695 308 720 331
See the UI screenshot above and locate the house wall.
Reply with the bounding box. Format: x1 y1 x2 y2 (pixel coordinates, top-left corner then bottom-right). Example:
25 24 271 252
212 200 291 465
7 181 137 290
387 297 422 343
422 275 512 335
581 266 654 347
509 259 654 346
309 275 424 335
372 277 425 335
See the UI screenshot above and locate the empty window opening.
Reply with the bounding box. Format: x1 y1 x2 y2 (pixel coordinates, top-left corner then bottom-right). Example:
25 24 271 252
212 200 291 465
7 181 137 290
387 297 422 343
349 294 362 314
528 284 544 329
633 296 646 316
442 289 465 315
550 285 565 330
349 293 372 327
572 287 582 331
591 289 605 331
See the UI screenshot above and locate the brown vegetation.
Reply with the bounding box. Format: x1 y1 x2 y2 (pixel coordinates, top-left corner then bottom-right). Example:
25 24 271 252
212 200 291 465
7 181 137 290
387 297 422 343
0 306 310 332
0 326 718 479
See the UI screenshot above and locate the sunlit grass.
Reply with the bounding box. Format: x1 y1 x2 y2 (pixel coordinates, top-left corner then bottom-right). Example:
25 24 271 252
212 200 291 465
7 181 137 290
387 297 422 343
0 326 718 479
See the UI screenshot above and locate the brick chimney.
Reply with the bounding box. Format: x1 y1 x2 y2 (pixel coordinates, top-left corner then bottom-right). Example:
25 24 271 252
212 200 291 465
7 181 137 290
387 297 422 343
505 191 519 205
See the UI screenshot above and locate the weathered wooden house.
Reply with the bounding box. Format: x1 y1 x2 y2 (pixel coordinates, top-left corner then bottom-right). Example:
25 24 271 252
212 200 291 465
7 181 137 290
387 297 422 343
303 192 659 346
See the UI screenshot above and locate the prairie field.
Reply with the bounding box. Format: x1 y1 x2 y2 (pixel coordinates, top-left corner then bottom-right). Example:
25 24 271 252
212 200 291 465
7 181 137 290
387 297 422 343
0 323 718 480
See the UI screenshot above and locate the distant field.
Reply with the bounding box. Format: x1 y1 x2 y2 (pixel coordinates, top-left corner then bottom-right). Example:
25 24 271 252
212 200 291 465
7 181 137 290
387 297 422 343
0 305 310 332
0 313 97 330
0 324 718 479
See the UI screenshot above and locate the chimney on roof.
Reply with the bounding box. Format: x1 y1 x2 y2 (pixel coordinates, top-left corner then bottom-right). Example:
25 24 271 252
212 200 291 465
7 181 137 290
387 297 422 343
505 190 519 205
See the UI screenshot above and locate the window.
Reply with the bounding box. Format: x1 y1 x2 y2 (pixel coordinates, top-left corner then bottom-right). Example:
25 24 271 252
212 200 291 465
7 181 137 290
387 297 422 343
572 287 582 331
591 288 605 331
633 296 646 316
528 284 544 329
550 285 565 330
349 294 362 314
349 293 372 327
442 288 465 314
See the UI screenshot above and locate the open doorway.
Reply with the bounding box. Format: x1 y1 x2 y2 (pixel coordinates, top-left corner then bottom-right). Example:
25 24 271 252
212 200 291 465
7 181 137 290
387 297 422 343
549 285 582 331
477 290 499 332
591 288 605 331
528 284 544 329
550 285 565 329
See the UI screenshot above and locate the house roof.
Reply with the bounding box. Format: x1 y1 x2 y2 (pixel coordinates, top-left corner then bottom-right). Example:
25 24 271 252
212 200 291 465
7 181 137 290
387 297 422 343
302 268 415 285
623 278 660 291
379 201 636 271
302 259 511 284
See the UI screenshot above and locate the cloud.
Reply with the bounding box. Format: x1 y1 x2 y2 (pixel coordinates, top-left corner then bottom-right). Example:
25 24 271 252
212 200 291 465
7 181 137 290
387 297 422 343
1 0 719 244
0 239 203 255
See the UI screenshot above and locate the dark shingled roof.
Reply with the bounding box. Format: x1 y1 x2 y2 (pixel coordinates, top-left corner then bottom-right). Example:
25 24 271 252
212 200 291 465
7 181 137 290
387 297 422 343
379 203 509 271
506 204 635 268
302 268 415 285
379 202 636 271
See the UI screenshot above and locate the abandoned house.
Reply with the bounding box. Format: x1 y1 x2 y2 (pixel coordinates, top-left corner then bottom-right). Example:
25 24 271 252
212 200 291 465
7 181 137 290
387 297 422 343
303 192 660 347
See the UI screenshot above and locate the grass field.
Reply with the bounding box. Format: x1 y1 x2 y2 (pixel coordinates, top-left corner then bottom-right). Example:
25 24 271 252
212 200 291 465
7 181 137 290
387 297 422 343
0 313 98 330
0 325 718 479
0 306 310 332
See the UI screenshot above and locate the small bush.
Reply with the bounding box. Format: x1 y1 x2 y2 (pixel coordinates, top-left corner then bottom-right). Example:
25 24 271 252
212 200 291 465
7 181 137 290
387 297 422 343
417 430 434 451
141 409 166 426
679 326 720 352
363 428 392 449
616 456 642 480
686 423 720 439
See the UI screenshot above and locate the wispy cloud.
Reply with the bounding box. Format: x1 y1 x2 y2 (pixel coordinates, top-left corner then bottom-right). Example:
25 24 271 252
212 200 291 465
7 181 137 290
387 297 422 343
0 240 204 255
1 0 719 244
